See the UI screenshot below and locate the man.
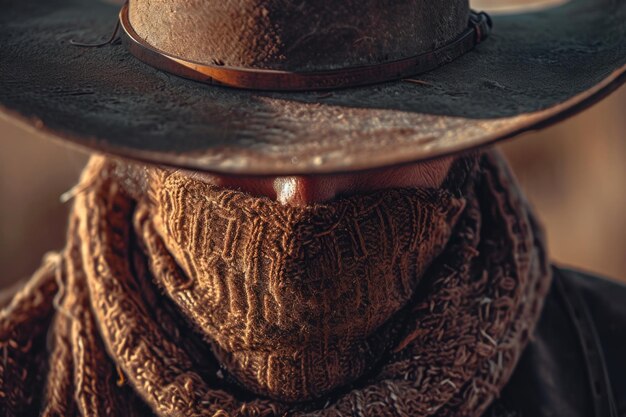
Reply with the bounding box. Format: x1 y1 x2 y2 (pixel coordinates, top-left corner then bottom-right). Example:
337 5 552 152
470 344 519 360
0 0 624 416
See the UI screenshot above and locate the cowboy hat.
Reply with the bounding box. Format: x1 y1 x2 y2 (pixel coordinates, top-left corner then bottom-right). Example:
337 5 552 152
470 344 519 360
0 0 624 175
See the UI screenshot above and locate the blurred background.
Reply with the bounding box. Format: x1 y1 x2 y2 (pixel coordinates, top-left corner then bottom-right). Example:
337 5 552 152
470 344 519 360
1 0 625 289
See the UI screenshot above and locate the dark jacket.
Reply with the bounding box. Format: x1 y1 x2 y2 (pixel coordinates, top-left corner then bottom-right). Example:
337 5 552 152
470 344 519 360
484 267 626 417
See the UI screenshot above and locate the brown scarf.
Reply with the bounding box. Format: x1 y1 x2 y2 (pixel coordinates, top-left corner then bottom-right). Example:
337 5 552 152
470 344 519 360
0 151 551 417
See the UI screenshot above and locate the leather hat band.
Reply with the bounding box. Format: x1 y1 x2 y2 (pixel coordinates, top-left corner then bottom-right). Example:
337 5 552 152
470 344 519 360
119 4 492 91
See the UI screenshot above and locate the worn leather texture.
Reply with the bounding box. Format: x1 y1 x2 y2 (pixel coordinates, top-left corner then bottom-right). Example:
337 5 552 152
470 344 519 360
483 267 626 417
128 0 469 71
0 0 625 174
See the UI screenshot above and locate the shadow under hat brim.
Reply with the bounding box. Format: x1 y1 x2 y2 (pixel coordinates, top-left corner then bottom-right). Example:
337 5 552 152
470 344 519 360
0 0 624 175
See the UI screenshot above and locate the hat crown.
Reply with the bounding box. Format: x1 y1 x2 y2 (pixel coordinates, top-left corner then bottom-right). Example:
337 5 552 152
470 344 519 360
128 0 470 71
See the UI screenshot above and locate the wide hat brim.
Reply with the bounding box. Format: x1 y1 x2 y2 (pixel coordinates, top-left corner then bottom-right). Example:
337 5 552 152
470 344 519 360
1 0 624 175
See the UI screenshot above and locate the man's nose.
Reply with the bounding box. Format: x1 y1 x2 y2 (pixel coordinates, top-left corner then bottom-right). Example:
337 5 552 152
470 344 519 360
206 174 341 206
273 177 338 206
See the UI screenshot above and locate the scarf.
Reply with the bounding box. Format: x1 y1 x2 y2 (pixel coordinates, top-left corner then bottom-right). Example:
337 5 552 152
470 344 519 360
142 163 466 403
0 151 551 417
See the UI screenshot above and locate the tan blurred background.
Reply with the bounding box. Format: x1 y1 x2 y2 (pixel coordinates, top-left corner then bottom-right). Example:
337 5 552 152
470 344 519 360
1 0 625 288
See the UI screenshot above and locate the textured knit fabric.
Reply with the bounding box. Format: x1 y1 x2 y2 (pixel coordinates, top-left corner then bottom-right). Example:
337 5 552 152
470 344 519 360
142 165 466 402
0 151 551 417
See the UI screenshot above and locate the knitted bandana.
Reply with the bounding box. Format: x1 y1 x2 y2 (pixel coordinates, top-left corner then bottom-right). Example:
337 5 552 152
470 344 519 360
0 151 551 417
142 164 466 403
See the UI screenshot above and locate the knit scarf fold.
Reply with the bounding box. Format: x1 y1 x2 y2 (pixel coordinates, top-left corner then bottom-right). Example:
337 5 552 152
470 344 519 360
0 151 551 417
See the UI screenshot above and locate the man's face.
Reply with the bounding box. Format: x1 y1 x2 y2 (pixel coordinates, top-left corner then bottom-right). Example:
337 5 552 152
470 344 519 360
176 157 454 205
